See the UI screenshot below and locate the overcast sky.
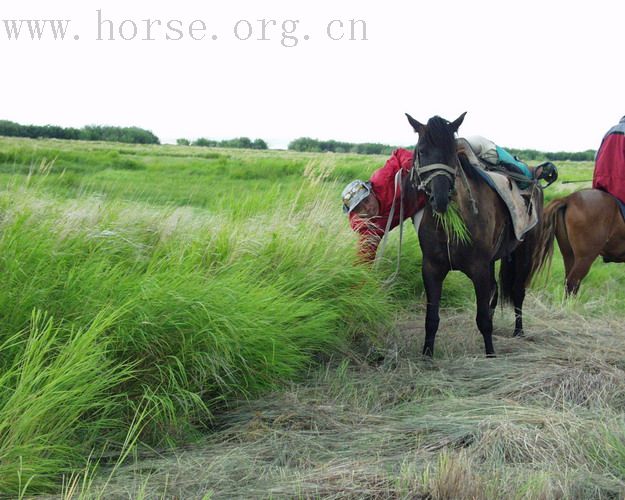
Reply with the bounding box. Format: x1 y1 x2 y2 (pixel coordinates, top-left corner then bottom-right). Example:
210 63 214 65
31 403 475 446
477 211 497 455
1 0 623 151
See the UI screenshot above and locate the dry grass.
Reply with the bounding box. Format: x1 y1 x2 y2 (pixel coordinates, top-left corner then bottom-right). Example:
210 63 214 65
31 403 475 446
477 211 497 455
60 296 625 499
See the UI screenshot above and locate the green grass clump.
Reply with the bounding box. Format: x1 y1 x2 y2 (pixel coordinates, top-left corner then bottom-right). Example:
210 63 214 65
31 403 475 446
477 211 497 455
433 202 471 245
0 179 391 495
0 310 132 494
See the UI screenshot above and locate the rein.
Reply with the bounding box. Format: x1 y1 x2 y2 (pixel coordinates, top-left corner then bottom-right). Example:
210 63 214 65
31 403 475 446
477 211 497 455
458 162 479 215
374 169 405 285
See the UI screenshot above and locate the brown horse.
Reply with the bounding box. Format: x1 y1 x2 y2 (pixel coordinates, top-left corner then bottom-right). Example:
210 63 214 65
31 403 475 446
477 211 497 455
403 112 547 357
538 189 625 295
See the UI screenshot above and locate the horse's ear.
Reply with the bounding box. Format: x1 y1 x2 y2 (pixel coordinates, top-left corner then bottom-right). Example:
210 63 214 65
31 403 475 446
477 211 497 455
405 113 425 134
449 112 467 133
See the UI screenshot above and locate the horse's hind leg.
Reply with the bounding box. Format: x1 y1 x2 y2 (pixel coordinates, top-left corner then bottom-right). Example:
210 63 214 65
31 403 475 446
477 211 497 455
512 250 531 337
554 221 577 295
472 267 496 357
489 261 498 320
555 233 575 287
565 256 596 295
559 201 607 296
561 227 599 295
511 284 526 337
422 260 448 357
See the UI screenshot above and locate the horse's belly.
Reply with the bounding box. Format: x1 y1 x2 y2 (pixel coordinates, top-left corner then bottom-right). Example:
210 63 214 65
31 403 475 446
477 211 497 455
601 236 625 262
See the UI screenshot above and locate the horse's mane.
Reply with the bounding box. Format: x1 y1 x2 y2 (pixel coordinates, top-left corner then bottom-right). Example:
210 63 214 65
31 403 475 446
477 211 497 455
423 116 457 161
425 116 482 182
458 153 483 182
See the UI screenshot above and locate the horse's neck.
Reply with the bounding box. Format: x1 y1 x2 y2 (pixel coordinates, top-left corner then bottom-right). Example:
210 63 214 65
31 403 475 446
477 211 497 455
454 166 480 217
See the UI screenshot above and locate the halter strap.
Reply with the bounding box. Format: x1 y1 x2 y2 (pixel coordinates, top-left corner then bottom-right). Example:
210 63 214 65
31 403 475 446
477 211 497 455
412 153 458 191
416 163 457 176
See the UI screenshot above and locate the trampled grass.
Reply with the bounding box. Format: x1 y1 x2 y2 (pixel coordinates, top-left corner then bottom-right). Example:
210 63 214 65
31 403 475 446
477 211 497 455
78 305 625 499
0 136 622 497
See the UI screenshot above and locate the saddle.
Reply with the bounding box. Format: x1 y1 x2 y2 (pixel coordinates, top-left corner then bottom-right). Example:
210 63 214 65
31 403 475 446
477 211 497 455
456 138 539 241
460 137 558 190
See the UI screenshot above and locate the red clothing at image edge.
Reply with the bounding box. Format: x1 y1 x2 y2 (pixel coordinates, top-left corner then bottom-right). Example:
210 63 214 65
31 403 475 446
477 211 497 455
593 133 625 204
349 148 426 260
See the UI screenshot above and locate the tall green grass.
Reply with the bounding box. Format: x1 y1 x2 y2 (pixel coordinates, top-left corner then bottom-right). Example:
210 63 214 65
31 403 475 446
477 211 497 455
0 310 132 494
0 178 391 495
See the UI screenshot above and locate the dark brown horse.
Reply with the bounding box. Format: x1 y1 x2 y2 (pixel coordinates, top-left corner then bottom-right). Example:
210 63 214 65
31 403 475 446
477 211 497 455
403 113 547 357
538 189 625 295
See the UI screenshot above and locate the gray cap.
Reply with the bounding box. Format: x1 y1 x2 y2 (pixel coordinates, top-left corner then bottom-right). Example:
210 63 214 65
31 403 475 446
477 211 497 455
342 180 372 213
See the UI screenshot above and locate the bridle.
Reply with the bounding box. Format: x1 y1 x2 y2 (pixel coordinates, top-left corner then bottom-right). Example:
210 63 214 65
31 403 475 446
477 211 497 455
410 144 479 216
410 148 459 195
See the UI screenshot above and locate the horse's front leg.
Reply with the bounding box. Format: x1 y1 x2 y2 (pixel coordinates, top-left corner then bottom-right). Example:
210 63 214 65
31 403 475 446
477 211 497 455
473 267 496 357
422 259 448 357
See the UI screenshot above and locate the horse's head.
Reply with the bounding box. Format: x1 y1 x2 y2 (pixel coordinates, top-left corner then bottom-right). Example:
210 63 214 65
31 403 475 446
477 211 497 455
405 112 466 214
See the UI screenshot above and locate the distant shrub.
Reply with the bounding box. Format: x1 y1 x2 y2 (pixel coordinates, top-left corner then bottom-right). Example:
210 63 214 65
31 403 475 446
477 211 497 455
0 120 160 145
79 125 159 145
289 137 321 152
252 138 268 150
192 137 268 150
288 137 399 155
192 138 219 147
176 138 190 146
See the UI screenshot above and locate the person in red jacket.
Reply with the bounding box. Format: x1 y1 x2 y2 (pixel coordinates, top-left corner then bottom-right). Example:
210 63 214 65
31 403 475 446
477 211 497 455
593 115 625 203
342 148 426 261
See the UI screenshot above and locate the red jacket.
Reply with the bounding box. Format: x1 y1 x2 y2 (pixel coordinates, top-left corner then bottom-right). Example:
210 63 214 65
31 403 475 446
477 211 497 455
349 148 426 261
593 119 625 203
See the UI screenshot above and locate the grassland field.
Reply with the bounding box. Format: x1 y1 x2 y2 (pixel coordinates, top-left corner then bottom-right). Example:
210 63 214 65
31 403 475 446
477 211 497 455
0 136 624 498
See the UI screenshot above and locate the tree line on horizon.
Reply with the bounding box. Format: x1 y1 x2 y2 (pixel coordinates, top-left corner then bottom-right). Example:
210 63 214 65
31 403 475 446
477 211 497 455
0 120 597 160
288 137 597 161
0 120 160 145
505 147 596 162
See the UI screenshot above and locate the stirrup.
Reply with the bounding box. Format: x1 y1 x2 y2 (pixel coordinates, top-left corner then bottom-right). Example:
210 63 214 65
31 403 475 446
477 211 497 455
534 161 558 188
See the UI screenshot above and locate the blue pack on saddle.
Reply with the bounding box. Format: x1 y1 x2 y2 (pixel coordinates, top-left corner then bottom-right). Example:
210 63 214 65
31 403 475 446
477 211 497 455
464 136 533 189
495 146 532 187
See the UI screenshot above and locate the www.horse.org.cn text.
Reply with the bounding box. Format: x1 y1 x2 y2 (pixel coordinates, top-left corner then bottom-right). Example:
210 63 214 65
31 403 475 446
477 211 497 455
0 11 369 48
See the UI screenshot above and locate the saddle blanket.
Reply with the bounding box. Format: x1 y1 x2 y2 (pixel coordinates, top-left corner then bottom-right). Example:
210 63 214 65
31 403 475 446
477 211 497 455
476 170 538 241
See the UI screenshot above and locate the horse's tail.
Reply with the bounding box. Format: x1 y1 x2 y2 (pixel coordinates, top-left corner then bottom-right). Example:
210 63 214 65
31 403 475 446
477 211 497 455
499 195 567 304
499 224 538 305
499 245 519 305
531 196 569 280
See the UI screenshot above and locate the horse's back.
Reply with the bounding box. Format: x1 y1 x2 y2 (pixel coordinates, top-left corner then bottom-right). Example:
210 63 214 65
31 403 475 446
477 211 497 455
563 189 625 255
569 188 618 207
565 189 619 226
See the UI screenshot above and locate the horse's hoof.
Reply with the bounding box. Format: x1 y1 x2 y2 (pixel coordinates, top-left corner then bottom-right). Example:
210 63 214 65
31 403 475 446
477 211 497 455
486 353 497 358
513 330 524 338
420 353 435 365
